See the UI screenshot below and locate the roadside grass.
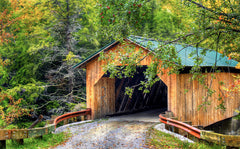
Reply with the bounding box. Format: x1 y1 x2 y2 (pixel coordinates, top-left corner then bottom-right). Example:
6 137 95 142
6 132 71 149
146 127 225 149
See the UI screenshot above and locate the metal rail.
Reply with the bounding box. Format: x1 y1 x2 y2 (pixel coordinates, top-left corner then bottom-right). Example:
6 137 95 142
159 113 201 139
54 108 91 126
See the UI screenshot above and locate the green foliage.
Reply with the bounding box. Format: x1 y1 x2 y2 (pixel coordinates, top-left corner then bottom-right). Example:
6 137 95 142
46 101 60 111
0 0 10 11
0 93 30 128
75 0 100 47
6 83 44 104
151 5 186 39
125 87 134 98
0 57 10 87
99 0 153 39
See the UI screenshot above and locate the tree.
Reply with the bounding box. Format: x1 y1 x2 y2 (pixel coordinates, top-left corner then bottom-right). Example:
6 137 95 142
0 0 51 124
37 0 99 114
0 57 31 128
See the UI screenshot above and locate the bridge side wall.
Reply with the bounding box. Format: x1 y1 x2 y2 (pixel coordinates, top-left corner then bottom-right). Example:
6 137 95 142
175 73 239 126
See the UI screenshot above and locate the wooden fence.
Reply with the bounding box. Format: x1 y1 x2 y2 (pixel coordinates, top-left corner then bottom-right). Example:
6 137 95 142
0 108 91 149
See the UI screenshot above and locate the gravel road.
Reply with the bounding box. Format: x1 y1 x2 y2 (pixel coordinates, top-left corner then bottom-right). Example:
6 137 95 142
53 109 193 149
53 109 163 149
54 119 156 149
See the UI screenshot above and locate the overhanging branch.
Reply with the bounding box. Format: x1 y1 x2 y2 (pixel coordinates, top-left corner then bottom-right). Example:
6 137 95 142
187 0 238 19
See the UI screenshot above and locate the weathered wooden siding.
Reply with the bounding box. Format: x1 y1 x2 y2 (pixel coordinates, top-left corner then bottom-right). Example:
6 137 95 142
86 53 107 119
175 72 239 126
94 77 115 118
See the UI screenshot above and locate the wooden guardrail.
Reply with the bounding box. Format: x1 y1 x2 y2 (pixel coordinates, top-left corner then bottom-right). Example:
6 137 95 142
159 111 240 148
0 108 91 149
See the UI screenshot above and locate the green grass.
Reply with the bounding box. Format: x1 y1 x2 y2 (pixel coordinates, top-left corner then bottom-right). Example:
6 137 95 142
146 127 225 149
6 132 71 149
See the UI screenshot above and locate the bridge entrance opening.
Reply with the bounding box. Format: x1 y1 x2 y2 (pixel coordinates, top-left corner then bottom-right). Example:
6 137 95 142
105 66 168 116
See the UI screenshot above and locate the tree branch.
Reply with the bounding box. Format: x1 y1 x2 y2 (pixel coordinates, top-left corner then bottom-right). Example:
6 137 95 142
205 26 240 33
187 0 238 18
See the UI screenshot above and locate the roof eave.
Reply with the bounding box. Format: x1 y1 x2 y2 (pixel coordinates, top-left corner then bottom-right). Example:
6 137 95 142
73 41 120 69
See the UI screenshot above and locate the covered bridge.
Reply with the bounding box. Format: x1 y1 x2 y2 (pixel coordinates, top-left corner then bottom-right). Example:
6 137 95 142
74 36 240 127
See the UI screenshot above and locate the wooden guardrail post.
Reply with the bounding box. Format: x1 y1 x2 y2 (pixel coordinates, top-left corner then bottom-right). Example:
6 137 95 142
51 115 57 123
194 125 204 130
0 130 11 149
81 116 85 121
12 129 28 145
63 112 68 125
164 112 174 131
190 125 204 141
165 111 174 118
170 117 179 133
178 121 192 138
14 139 24 145
28 115 44 140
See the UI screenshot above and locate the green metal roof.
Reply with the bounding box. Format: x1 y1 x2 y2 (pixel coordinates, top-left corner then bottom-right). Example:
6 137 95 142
128 36 238 67
73 36 238 69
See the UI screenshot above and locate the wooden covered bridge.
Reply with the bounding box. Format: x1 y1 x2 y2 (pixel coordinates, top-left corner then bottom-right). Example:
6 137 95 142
73 36 240 127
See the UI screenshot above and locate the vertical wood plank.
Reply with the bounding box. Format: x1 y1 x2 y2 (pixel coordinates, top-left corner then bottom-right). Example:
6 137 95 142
169 74 177 117
192 77 198 126
180 74 185 121
185 74 192 122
